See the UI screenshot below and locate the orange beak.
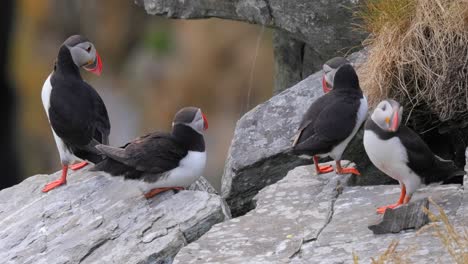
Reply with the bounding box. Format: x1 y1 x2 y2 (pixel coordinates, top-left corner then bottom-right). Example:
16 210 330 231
322 75 331 93
202 113 208 130
84 51 103 76
390 109 399 132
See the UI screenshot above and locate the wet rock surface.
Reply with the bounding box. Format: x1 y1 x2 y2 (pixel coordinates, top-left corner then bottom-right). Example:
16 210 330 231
175 165 466 264
0 168 229 264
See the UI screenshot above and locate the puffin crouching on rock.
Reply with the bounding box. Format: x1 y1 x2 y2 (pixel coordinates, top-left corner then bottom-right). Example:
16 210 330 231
363 99 465 214
91 107 208 199
41 35 110 193
292 63 368 176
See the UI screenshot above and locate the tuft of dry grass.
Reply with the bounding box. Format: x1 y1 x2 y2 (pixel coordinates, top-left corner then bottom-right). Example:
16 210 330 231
370 240 412 264
353 240 412 264
355 0 415 35
420 198 468 264
356 0 468 133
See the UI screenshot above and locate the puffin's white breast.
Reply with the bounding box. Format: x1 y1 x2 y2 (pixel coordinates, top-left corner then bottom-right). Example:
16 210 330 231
363 130 421 193
41 73 78 165
329 96 368 160
41 74 53 116
138 151 207 192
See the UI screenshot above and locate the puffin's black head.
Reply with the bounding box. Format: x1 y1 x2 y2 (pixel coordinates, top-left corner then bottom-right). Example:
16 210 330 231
371 99 403 132
61 35 103 76
332 64 360 91
172 107 208 134
322 57 350 93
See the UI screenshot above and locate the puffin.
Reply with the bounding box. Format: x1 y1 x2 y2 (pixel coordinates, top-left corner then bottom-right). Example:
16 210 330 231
322 57 351 93
292 64 368 176
91 107 208 198
41 35 110 192
363 99 465 214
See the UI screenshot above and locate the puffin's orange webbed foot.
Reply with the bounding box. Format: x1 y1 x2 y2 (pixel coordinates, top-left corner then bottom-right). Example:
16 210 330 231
336 167 361 176
313 156 333 174
69 161 89 171
42 178 67 192
316 165 334 174
42 165 68 193
144 187 185 199
376 203 403 214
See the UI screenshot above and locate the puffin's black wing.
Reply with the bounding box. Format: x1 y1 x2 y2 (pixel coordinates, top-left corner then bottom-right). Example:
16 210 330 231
293 95 333 146
49 76 110 163
49 76 96 147
95 132 187 175
87 82 110 145
293 92 360 155
397 126 465 183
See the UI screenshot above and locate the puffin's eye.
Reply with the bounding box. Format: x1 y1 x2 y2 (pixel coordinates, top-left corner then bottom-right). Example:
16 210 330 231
86 46 92 53
381 104 387 111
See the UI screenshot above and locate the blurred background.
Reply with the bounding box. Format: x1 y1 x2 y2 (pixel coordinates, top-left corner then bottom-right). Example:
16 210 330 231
2 0 274 190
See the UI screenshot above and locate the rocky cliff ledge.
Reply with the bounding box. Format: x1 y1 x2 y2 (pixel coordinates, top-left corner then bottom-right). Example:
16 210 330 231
0 169 230 264
175 164 467 264
220 51 395 217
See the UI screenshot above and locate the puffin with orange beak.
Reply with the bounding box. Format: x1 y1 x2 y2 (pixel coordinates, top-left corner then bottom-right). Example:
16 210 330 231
364 99 465 214
292 64 368 176
41 35 110 192
91 107 208 199
322 57 350 93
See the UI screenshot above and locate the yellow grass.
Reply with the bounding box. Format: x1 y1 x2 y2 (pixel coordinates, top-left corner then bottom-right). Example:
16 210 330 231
356 0 468 132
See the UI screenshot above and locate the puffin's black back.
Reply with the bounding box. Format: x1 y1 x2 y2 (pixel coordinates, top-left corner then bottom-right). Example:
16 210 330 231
49 45 110 163
332 64 360 92
292 64 363 155
92 126 204 181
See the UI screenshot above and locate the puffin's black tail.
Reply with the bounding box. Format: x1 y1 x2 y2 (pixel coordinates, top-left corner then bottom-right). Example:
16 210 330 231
91 158 129 176
91 158 143 180
432 156 465 184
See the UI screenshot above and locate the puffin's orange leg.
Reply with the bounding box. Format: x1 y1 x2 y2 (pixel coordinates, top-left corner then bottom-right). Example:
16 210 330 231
403 194 412 204
377 184 406 214
69 161 89 170
313 156 333 174
144 187 185 199
42 165 68 192
335 160 361 176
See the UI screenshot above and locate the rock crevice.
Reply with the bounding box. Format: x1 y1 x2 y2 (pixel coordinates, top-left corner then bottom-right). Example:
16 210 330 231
174 166 466 264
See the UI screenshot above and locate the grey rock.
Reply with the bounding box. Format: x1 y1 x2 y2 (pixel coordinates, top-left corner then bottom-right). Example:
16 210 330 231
368 198 430 235
0 169 230 264
174 165 466 264
174 163 351 263
273 30 307 94
138 0 365 48
136 0 366 94
221 51 390 216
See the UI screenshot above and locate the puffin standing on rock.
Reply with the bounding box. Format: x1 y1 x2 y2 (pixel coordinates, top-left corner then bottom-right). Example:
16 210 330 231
322 57 351 93
292 64 368 176
91 107 208 199
41 35 110 192
363 99 465 214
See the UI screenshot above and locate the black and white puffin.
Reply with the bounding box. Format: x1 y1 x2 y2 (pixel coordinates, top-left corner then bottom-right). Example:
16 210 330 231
322 57 350 93
41 35 110 192
91 107 208 199
363 99 465 214
292 64 368 175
